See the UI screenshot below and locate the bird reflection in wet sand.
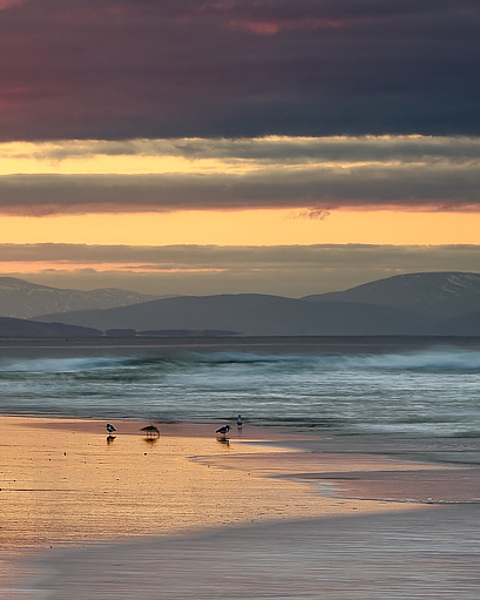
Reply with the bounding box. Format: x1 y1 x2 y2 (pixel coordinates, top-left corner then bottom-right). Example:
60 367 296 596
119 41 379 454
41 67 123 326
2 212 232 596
141 425 160 438
216 437 230 447
143 436 158 445
106 435 116 445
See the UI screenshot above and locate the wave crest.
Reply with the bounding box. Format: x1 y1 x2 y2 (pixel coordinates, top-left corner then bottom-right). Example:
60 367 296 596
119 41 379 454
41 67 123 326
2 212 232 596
0 347 479 374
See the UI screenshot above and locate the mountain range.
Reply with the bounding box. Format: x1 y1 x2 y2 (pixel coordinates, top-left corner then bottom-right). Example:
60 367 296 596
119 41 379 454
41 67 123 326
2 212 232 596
0 277 158 319
303 272 480 318
21 271 479 337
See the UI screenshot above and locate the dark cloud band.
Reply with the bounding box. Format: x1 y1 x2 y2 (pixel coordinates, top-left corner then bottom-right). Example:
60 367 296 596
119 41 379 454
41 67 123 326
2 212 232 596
2 242 479 268
0 0 478 140
16 136 480 164
0 163 478 214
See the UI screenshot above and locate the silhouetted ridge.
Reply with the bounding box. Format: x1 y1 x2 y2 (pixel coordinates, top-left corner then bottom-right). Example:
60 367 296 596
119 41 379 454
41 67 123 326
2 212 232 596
6 272 480 337
0 316 101 337
303 272 480 318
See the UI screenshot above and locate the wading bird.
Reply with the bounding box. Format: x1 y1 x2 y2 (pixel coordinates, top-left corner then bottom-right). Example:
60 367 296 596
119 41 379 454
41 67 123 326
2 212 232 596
216 425 230 438
141 425 160 437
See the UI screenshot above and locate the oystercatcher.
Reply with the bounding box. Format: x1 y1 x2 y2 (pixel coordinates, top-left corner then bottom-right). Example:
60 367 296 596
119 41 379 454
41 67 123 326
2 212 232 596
216 425 230 438
106 423 116 433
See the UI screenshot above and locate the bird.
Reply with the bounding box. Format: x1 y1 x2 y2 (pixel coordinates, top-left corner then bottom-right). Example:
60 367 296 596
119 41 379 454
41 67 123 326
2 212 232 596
140 425 160 437
216 425 230 438
106 423 116 433
236 414 243 428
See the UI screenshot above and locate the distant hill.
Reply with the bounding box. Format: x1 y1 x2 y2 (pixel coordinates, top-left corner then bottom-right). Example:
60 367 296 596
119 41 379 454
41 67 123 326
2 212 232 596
0 277 158 319
0 316 101 337
302 272 480 318
34 294 439 336
11 271 480 336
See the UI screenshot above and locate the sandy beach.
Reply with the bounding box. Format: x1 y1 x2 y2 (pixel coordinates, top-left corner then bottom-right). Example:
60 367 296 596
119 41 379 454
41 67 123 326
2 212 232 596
1 416 479 599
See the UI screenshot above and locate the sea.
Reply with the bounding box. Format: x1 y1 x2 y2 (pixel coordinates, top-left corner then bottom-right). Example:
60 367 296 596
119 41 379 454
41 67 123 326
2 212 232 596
0 336 479 440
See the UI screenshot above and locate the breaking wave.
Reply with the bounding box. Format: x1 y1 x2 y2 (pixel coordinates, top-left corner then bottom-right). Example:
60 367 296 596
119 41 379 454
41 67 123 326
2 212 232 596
0 346 479 375
0 341 478 437
338 349 480 371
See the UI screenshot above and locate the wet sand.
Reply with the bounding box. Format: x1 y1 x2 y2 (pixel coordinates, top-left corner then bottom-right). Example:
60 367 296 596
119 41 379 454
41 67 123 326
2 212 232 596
1 416 479 598
24 507 480 600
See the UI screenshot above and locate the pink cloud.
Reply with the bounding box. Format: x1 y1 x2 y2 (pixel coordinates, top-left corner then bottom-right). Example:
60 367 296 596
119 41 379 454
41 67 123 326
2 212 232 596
227 16 348 35
228 19 280 35
0 0 25 8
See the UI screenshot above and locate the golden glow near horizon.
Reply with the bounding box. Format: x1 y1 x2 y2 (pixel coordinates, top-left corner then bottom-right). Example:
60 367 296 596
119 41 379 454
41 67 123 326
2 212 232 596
0 209 479 247
0 136 479 280
0 261 226 274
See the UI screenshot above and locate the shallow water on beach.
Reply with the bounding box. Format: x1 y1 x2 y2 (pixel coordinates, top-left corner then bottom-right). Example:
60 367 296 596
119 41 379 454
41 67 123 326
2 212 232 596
25 507 480 600
0 417 416 599
0 333 479 598
0 336 479 439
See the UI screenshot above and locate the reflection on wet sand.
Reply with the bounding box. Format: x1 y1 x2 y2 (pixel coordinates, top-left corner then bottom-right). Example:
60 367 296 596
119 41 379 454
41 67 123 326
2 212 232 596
143 436 158 445
28 506 480 600
2 416 394 587
3 416 477 598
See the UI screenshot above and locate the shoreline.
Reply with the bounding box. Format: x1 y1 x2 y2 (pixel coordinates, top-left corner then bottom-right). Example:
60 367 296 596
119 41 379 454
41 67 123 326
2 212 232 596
1 415 479 598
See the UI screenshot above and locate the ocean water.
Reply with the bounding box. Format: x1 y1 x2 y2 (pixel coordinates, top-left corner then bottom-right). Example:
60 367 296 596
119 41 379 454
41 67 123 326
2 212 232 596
0 336 479 439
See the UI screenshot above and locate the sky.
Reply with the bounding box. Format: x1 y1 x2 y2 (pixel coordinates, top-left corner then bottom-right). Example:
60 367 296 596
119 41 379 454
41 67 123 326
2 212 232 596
0 0 479 297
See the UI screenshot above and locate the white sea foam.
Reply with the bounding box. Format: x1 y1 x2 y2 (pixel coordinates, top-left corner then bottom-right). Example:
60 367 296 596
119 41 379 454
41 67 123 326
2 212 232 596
0 340 479 436
343 349 480 371
2 346 478 373
0 356 133 373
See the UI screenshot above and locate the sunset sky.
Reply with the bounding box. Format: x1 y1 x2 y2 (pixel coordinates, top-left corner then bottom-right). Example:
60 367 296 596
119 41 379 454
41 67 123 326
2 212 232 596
1 0 479 296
